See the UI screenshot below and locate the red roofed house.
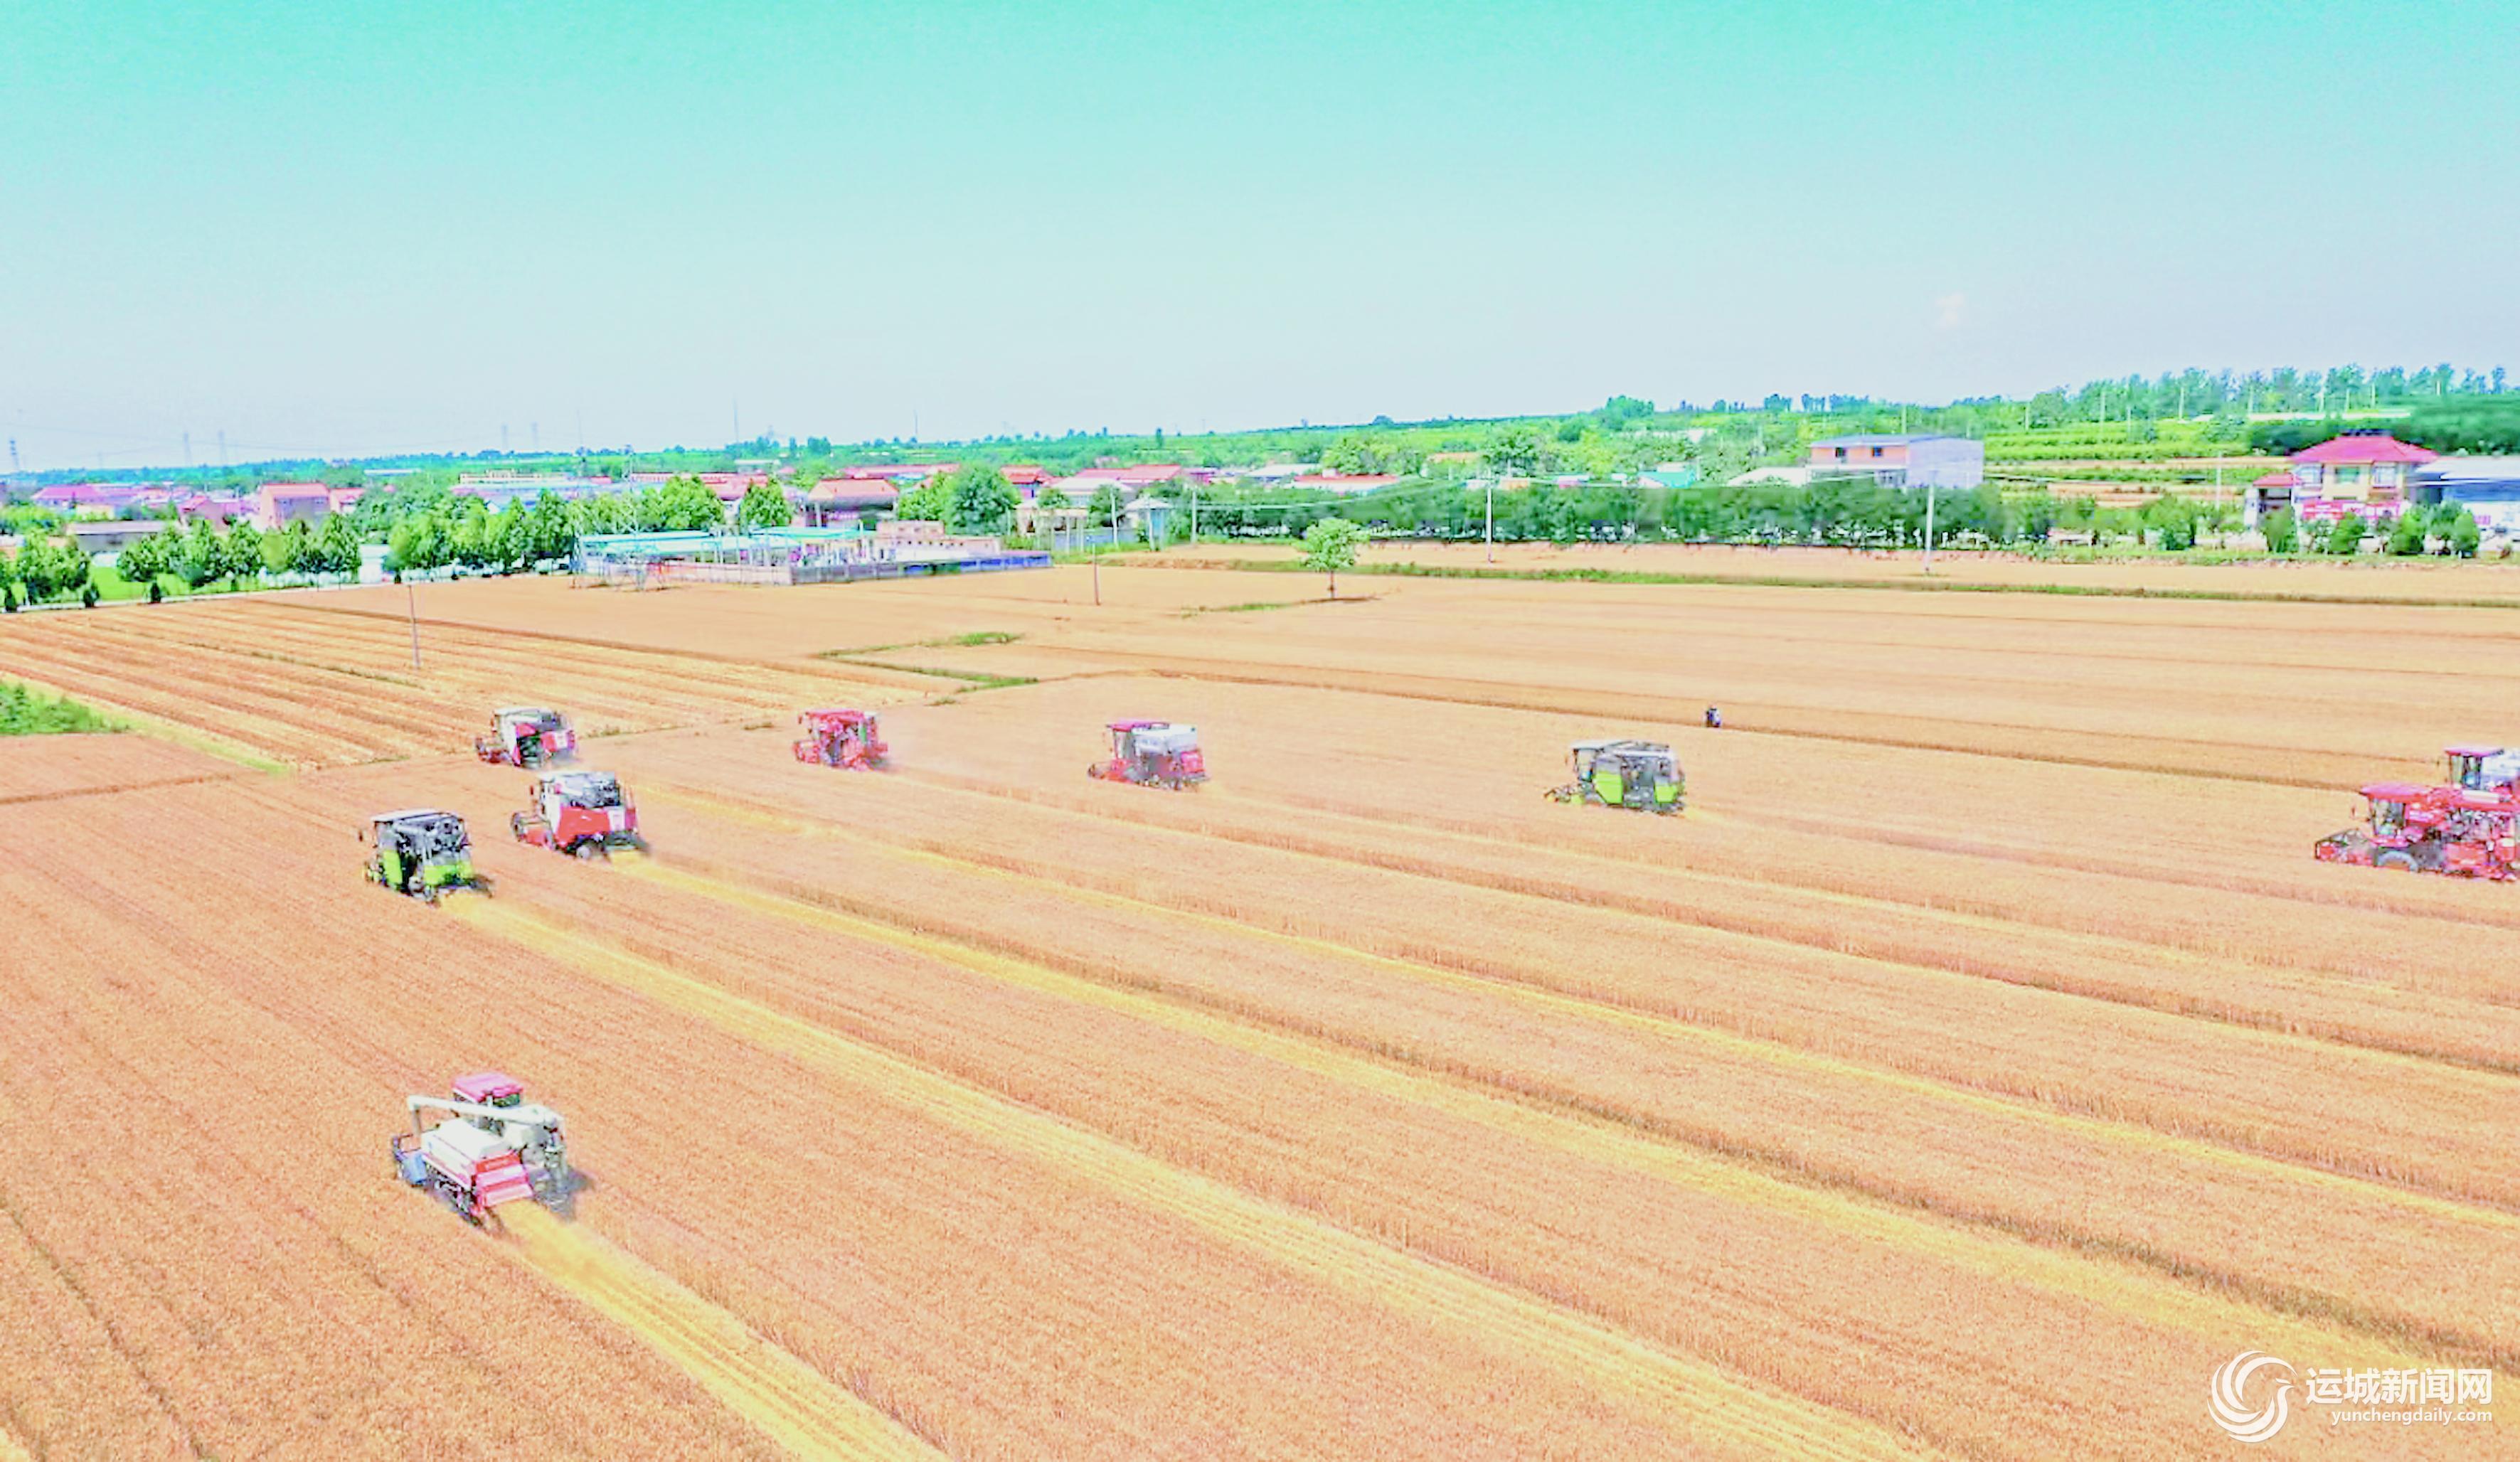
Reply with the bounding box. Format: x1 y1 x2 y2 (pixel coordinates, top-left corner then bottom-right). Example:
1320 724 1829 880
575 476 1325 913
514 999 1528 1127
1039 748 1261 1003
1001 466 1049 486
2248 431 2437 525
255 481 365 530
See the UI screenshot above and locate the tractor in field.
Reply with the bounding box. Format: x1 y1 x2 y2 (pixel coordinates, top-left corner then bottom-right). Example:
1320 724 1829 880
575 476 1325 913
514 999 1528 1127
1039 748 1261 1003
1089 720 1206 789
2314 781 2519 880
391 1072 571 1224
793 708 888 770
475 707 578 768
511 770 645 860
1548 739 1684 815
362 809 490 903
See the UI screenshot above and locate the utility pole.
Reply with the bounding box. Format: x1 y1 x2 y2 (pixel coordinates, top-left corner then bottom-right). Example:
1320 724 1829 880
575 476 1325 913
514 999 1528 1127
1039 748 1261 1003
405 581 423 669
1189 481 1198 547
1484 479 1495 563
1922 477 1938 576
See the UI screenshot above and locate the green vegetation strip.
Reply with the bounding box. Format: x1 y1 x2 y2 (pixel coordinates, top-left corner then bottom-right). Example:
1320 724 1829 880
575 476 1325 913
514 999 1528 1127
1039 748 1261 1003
819 656 1036 693
0 673 287 771
1144 555 2520 609
0 680 113 735
823 631 1022 656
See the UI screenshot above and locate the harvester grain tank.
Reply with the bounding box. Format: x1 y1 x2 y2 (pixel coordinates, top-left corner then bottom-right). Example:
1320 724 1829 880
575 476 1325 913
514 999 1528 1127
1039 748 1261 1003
476 707 578 767
362 809 490 902
1548 740 1684 814
1089 720 1206 789
511 771 645 859
2314 781 2518 880
391 1072 570 1223
793 708 888 770
2445 745 2520 805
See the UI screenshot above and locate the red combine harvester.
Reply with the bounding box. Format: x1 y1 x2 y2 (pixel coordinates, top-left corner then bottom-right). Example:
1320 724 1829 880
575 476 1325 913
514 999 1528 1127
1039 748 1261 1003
1089 720 1206 789
793 708 888 770
391 1072 570 1224
476 707 577 767
2315 781 2519 880
511 771 645 860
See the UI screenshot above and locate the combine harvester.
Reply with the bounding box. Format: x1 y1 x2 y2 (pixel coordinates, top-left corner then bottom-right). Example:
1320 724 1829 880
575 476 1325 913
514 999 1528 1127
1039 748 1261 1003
1088 720 1206 789
391 1072 571 1224
1547 740 1685 816
2315 747 2519 881
476 707 578 768
793 708 888 770
511 771 647 860
361 810 491 903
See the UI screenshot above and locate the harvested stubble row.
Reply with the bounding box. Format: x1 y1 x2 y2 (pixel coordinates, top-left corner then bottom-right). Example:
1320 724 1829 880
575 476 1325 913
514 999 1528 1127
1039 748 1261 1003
627 749 2520 1198
462 838 2467 1460
9 777 1827 1459
0 599 907 764
0 817 787 1461
556 760 2519 1377
915 576 2515 781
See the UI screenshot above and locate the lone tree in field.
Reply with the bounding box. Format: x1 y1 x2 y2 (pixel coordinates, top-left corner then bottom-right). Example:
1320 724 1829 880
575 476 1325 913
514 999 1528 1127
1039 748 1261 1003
1300 517 1367 599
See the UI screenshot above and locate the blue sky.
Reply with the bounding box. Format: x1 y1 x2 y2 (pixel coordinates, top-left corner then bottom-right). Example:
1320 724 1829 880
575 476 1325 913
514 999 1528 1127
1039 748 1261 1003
4 0 2515 467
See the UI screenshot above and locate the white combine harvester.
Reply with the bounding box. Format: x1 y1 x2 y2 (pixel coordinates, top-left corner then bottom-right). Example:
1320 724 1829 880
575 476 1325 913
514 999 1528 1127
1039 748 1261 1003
391 1072 571 1224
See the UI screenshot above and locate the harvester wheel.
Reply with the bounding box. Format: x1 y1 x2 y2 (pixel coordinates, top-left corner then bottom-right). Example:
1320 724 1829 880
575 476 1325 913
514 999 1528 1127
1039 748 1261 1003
575 842 602 862
2375 850 2420 873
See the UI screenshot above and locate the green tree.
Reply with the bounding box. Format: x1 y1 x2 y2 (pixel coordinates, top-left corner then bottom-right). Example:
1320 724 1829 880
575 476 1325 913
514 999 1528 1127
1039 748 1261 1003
1484 425 1545 478
644 475 725 532
2260 507 2298 553
317 513 363 576
224 521 264 587
266 522 310 577
2323 512 2366 555
1299 517 1367 599
895 476 952 523
177 520 226 589
386 513 450 575
1085 484 1127 538
118 527 172 590
735 480 793 533
2385 507 2430 557
2445 508 2482 557
945 465 1019 536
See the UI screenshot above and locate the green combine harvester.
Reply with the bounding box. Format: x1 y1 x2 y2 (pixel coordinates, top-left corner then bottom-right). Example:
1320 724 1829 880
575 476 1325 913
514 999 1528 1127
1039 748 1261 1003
1548 740 1684 816
363 809 491 904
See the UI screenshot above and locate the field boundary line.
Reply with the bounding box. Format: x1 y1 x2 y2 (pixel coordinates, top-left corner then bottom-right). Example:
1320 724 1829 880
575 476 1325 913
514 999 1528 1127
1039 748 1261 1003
267 599 942 692
1128 554 2520 609
596 850 2456 1375
452 896 1937 1462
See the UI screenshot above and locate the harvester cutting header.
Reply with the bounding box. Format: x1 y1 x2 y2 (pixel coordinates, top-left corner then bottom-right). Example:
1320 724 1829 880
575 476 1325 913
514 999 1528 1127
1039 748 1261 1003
477 707 577 768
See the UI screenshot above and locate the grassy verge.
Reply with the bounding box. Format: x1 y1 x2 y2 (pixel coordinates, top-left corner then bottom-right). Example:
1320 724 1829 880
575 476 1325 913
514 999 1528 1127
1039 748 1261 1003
0 680 115 734
824 631 1023 656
